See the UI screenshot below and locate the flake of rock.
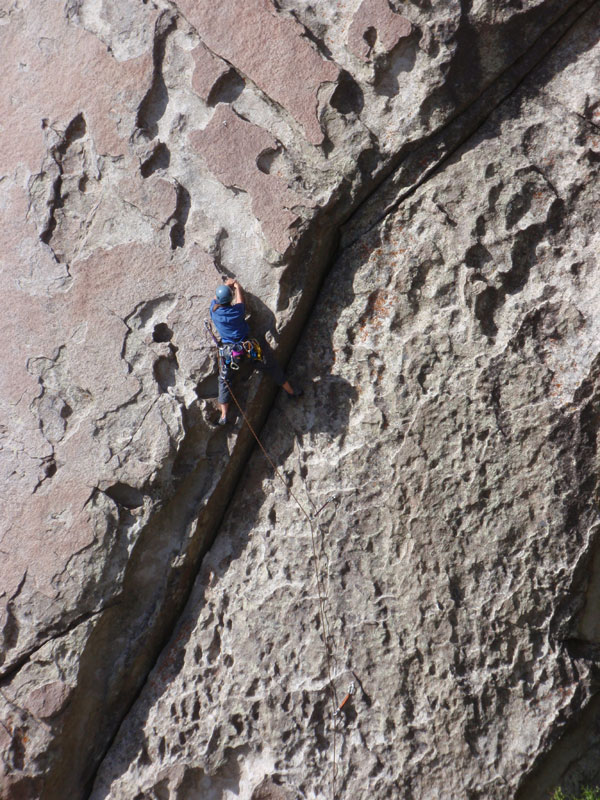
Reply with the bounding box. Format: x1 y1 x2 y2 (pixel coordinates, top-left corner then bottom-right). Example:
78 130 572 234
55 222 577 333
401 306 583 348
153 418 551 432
176 0 340 145
22 682 72 721
118 175 178 227
190 105 315 254
347 0 412 63
0 243 216 667
69 0 160 62
190 44 232 103
0 0 153 171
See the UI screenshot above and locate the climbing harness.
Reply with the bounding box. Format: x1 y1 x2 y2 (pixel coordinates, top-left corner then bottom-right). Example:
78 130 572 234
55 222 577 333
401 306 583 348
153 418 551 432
206 320 265 376
204 319 346 798
220 339 264 370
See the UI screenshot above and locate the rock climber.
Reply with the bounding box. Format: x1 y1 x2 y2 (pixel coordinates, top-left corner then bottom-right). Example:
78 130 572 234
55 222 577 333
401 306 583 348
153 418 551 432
209 278 302 425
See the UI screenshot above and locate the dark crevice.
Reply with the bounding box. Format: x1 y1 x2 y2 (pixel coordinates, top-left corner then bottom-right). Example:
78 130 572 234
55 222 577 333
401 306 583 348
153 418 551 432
44 458 58 478
473 284 500 339
104 483 145 510
468 217 547 338
256 146 282 176
153 347 179 392
152 323 173 343
136 13 176 139
564 639 600 662
39 174 63 247
2 606 19 653
40 113 87 253
207 69 246 106
330 70 364 115
287 8 335 62
140 142 171 178
169 183 191 249
32 454 58 494
357 148 382 180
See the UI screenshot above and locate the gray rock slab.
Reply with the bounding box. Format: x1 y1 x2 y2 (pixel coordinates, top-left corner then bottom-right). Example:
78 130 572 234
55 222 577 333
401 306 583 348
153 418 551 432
89 4 600 799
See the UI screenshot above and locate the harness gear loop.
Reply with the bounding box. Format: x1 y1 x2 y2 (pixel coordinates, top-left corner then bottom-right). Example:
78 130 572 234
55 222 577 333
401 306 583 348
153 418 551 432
220 343 244 371
216 338 264 375
243 337 263 362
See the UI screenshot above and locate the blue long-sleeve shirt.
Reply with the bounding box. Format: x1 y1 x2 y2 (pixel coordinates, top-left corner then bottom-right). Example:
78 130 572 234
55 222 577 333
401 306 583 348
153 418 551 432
210 299 250 343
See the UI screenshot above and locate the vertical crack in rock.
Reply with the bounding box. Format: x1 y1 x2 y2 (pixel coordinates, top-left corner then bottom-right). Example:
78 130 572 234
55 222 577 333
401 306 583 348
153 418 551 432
190 105 317 254
39 113 87 259
174 0 340 145
341 0 598 249
168 182 190 249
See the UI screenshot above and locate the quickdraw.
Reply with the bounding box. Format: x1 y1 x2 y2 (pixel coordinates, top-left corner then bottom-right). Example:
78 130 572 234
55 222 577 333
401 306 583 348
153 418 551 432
334 682 356 717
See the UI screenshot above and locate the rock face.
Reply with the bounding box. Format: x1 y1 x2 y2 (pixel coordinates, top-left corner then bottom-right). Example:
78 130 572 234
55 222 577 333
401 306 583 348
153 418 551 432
1 0 600 798
89 4 600 798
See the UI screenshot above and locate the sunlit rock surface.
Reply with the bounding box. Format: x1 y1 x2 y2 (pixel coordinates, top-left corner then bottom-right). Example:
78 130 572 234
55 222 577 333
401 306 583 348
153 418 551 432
92 4 600 799
1 0 599 797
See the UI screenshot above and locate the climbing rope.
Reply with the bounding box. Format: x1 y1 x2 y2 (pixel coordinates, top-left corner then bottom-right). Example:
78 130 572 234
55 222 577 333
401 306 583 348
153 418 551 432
204 321 341 798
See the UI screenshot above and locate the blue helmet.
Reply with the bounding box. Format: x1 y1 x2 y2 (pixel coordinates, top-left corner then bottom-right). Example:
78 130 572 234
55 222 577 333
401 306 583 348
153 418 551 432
215 284 233 304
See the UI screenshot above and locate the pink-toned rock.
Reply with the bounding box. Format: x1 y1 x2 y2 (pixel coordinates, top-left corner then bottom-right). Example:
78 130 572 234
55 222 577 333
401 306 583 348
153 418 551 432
190 106 314 253
1 477 100 625
347 0 412 62
177 0 339 145
119 176 178 227
0 4 160 603
0 0 153 172
191 44 231 102
0 241 215 663
24 681 71 721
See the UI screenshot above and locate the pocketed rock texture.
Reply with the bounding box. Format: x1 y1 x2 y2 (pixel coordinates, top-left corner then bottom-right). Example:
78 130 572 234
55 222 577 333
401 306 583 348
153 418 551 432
1 0 600 797
90 4 600 799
